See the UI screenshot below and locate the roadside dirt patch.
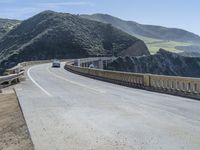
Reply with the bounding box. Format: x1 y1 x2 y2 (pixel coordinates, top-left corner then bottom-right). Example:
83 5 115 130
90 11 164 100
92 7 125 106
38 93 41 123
0 89 34 150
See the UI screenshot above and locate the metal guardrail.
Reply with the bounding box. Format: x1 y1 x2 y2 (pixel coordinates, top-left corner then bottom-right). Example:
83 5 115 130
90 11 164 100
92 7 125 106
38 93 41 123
65 58 200 100
1 59 62 91
4 60 53 75
0 71 25 92
5 59 70 74
1 59 70 91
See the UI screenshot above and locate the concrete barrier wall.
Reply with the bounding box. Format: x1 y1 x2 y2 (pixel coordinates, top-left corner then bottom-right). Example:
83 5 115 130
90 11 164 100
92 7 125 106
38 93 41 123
66 64 145 87
65 59 200 100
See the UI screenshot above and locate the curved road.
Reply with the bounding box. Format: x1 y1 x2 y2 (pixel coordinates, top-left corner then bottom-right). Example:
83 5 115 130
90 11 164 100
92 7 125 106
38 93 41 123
15 63 200 150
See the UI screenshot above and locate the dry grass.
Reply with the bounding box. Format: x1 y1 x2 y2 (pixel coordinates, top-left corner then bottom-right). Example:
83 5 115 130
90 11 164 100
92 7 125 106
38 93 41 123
0 89 34 150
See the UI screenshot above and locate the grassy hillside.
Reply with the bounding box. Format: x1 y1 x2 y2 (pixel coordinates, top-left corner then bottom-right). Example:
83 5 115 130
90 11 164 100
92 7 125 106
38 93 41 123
147 41 190 54
0 18 20 39
81 14 197 54
0 11 149 74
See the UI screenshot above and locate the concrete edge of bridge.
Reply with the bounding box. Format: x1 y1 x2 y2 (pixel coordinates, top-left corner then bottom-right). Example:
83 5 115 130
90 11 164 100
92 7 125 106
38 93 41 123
64 58 200 101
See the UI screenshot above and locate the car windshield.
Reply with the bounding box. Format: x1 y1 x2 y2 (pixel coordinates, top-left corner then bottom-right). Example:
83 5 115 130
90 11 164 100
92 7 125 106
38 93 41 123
53 60 60 63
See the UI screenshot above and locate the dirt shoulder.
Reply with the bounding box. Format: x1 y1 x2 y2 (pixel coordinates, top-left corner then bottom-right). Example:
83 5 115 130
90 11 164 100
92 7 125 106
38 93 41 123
0 89 34 150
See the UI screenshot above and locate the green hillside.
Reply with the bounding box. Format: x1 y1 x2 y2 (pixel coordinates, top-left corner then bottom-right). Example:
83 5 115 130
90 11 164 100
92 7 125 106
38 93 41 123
81 14 198 54
0 18 20 39
136 35 191 54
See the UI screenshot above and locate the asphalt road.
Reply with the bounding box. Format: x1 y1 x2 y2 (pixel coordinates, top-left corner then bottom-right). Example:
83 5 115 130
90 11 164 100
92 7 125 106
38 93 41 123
15 63 200 150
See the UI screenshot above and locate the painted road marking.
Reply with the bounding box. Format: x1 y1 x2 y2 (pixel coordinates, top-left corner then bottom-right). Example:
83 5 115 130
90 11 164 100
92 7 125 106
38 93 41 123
27 67 52 97
47 67 106 94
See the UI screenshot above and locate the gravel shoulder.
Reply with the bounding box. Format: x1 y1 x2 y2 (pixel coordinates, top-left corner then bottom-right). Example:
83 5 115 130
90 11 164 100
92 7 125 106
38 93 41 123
0 88 34 150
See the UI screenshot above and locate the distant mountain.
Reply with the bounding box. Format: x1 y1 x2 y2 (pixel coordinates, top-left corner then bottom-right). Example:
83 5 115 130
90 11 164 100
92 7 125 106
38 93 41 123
81 14 200 44
176 45 200 56
106 49 200 78
0 18 20 39
0 10 149 74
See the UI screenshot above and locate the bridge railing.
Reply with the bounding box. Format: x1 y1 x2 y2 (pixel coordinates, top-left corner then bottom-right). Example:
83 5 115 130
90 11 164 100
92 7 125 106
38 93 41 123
149 75 200 95
65 58 200 100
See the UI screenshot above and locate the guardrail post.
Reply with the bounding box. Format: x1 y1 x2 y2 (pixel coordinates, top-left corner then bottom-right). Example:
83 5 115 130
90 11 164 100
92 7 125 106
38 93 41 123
98 59 104 69
0 85 2 93
143 74 150 87
197 83 200 95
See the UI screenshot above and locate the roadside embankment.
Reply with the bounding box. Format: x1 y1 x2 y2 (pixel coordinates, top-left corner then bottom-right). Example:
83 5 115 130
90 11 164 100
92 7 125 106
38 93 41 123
0 88 34 150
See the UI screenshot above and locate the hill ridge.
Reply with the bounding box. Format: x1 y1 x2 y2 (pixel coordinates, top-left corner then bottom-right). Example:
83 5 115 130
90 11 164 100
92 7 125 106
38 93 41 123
0 10 149 74
81 13 200 43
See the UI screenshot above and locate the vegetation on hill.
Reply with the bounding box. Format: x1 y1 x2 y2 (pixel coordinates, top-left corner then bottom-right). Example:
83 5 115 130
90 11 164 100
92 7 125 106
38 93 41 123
0 18 20 39
0 11 149 74
81 14 200 54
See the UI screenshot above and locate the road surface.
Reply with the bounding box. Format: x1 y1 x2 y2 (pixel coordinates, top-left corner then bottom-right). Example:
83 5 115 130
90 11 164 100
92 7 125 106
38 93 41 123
15 63 200 150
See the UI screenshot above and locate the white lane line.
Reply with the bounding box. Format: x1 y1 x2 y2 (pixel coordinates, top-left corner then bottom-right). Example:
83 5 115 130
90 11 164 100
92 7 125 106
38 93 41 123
27 67 52 97
47 67 106 94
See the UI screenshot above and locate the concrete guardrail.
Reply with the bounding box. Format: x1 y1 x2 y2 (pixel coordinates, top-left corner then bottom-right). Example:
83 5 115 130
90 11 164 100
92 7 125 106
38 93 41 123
65 58 200 100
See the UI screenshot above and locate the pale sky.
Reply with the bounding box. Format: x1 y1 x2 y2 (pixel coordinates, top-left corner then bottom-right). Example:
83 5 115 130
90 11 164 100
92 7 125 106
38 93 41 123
0 0 199 35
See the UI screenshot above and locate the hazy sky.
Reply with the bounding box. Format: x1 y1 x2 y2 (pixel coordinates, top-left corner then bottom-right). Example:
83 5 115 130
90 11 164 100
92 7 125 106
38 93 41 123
0 0 199 35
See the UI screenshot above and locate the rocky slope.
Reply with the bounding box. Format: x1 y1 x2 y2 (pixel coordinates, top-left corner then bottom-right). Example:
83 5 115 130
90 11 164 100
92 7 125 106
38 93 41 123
106 49 200 78
81 14 200 44
0 18 20 39
0 10 149 74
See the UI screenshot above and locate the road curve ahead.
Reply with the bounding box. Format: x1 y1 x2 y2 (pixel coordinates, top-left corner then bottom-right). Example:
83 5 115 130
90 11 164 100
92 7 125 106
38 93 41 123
15 63 200 150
